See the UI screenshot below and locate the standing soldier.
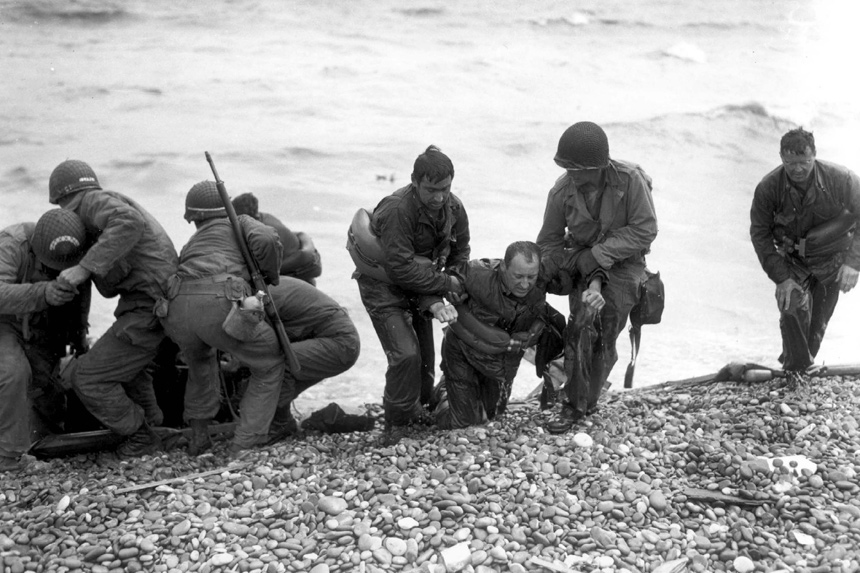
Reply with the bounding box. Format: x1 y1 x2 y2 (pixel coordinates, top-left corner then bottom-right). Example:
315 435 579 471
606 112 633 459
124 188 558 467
0 209 89 471
750 127 860 379
537 122 658 434
48 160 178 457
352 146 469 444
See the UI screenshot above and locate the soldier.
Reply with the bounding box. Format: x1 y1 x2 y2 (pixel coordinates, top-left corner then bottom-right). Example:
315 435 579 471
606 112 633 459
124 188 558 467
750 127 860 378
48 160 178 457
0 209 89 471
536 122 658 433
352 145 469 444
162 181 285 456
434 242 562 430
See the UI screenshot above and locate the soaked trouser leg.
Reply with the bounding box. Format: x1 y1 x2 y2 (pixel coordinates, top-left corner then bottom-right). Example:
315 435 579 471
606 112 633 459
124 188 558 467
563 261 643 416
779 278 840 371
275 312 360 422
72 304 163 436
123 375 164 426
413 305 436 407
437 332 517 429
23 337 66 439
357 275 427 426
164 286 284 449
0 324 31 459
368 308 427 426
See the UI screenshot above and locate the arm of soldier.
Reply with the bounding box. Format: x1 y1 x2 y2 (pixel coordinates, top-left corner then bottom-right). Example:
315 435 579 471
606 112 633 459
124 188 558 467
582 275 605 312
379 209 449 294
837 169 860 293
592 174 658 268
536 187 570 279
0 239 51 314
240 214 283 285
750 182 792 285
72 192 144 281
445 201 471 273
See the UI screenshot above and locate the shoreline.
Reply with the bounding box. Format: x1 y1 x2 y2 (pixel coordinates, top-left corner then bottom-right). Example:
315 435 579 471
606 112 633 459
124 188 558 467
2 372 859 573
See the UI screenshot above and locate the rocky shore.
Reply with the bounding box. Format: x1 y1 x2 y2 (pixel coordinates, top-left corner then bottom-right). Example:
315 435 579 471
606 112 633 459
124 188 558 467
2 373 859 573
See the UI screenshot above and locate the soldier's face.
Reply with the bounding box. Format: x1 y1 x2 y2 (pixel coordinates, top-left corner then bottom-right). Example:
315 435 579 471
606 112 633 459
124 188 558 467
781 146 815 184
413 175 452 213
501 254 540 298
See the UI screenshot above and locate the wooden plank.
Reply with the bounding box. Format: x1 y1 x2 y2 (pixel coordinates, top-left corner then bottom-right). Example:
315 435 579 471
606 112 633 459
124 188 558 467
114 462 249 494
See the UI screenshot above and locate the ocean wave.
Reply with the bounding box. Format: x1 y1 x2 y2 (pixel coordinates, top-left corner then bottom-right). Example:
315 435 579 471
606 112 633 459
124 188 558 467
280 147 332 159
393 7 444 17
4 0 131 24
662 42 707 64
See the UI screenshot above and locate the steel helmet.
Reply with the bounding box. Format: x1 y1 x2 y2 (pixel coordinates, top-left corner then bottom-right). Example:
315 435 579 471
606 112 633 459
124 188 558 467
31 209 88 271
49 160 101 204
554 121 610 169
184 180 226 222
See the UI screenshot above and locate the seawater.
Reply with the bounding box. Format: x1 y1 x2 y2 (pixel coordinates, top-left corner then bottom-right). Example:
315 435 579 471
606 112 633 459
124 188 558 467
1 0 858 411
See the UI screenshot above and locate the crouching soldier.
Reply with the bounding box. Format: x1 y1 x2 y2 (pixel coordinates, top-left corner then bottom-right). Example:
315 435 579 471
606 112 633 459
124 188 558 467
162 181 286 456
434 241 559 429
265 277 361 442
49 160 177 457
232 193 323 285
0 210 90 471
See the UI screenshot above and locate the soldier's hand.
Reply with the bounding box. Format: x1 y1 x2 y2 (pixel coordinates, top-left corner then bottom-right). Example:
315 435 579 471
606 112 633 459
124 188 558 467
775 278 807 311
836 264 859 293
58 264 91 287
446 276 465 303
581 287 605 312
430 302 458 324
45 280 77 306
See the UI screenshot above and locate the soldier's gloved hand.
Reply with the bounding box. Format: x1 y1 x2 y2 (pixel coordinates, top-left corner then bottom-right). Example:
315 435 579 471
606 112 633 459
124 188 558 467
836 264 859 293
775 278 808 311
71 332 90 356
430 302 458 324
45 280 77 306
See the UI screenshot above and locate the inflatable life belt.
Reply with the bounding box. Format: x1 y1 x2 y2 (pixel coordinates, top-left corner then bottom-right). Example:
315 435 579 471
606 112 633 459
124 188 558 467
346 209 391 283
801 209 856 261
448 304 512 355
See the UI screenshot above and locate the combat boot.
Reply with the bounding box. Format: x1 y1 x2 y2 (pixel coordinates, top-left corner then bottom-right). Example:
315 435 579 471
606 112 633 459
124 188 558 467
117 421 161 458
187 419 212 456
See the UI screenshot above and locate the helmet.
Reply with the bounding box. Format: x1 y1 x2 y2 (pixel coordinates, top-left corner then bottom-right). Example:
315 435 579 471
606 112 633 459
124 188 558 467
554 122 610 169
32 209 88 271
184 180 226 222
49 160 101 204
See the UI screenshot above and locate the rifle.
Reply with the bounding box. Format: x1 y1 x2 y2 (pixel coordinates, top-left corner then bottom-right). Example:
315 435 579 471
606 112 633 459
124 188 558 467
205 152 301 379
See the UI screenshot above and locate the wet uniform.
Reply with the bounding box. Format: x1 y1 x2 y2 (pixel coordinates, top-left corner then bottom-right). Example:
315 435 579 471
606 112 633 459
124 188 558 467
750 159 860 370
61 189 177 436
437 258 547 429
355 184 470 426
537 159 658 417
0 223 89 459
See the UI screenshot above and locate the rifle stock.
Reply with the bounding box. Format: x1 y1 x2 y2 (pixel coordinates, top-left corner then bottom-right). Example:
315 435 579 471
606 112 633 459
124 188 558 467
204 152 301 378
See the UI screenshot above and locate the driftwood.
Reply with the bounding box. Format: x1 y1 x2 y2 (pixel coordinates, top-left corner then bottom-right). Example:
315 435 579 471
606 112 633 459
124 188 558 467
520 347 860 401
683 487 767 507
114 461 248 494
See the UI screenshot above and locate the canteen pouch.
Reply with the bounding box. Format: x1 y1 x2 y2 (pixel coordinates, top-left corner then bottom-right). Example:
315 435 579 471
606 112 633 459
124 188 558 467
630 269 664 327
222 302 264 341
221 277 262 341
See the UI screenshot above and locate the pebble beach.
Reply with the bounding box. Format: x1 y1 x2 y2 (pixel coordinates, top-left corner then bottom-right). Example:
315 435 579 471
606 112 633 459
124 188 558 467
2 373 859 573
